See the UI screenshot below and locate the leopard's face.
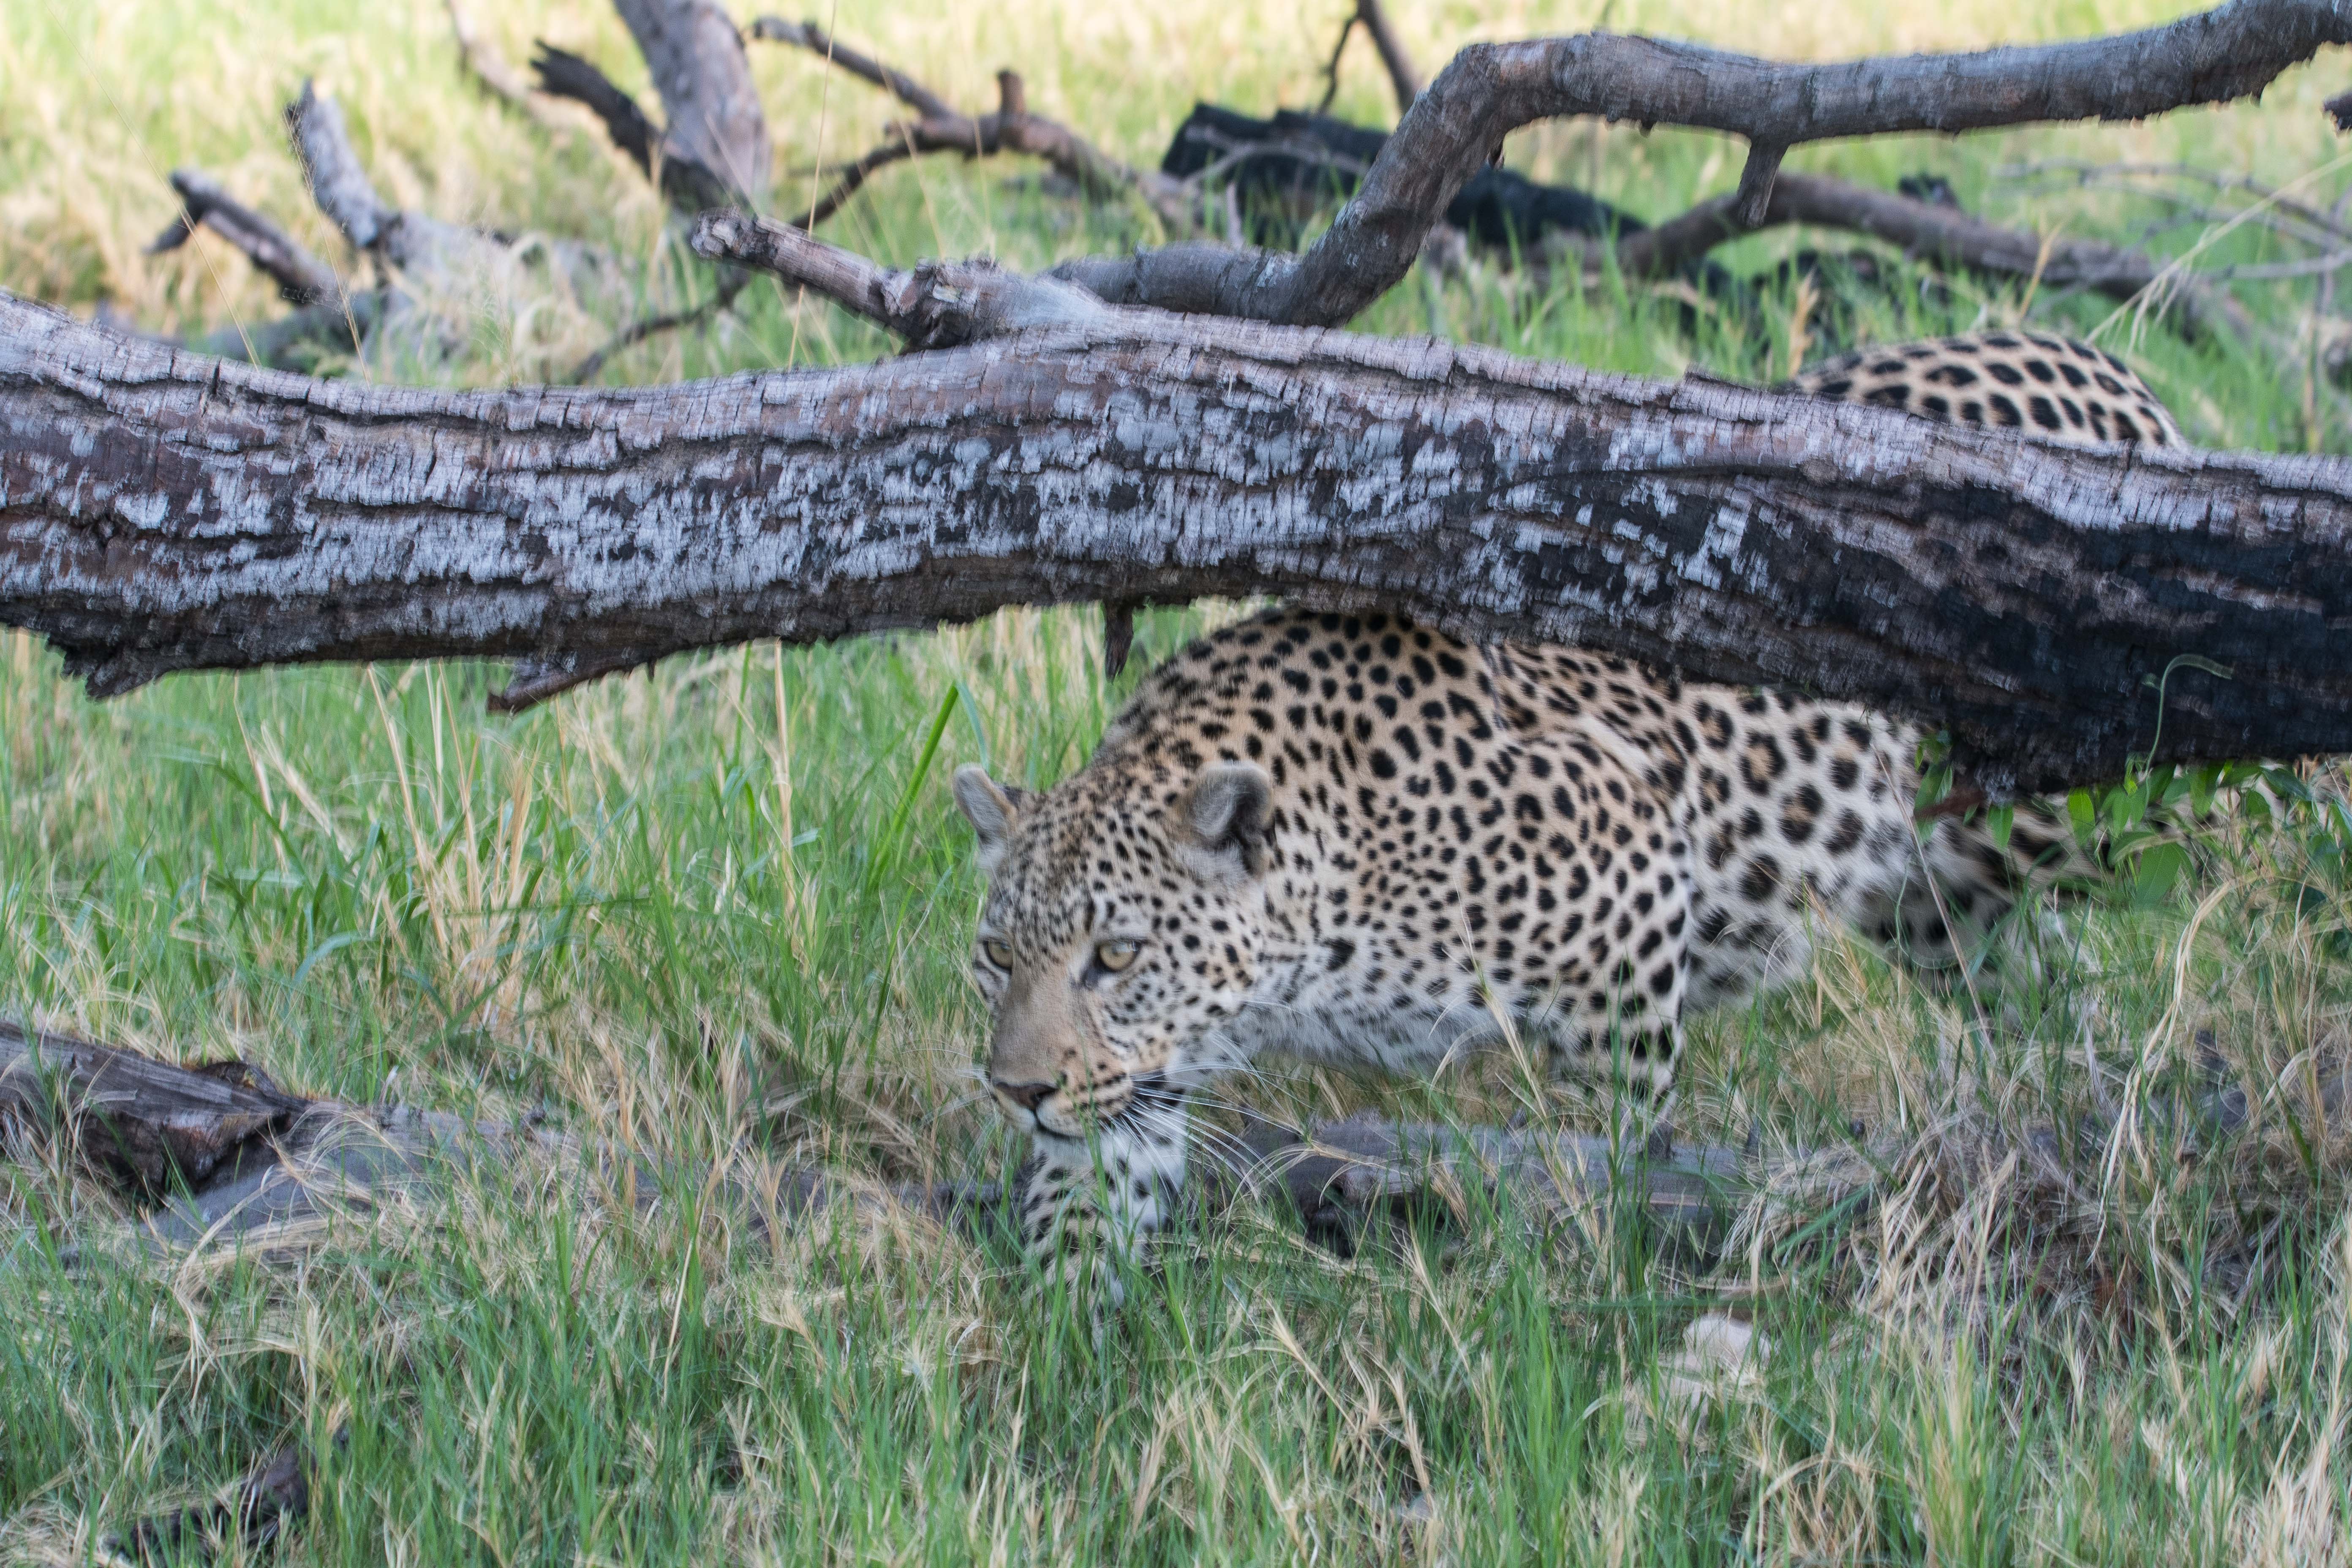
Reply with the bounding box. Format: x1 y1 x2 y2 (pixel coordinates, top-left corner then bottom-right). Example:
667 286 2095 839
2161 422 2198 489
953 762 1272 1141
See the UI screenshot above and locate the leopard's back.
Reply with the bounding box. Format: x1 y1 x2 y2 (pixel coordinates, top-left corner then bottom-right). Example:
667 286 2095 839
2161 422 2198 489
1780 329 2182 448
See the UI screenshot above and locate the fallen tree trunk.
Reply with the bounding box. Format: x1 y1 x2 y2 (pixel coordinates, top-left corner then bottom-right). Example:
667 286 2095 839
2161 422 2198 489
5 258 2350 796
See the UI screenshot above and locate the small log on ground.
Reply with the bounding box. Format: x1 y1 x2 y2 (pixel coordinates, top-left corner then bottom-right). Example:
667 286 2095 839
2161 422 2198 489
0 1023 1750 1262
1219 1113 1743 1258
116 1437 318 1562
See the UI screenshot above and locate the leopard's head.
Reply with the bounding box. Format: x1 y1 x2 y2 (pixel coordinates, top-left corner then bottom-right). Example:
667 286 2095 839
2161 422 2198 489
952 759 1273 1141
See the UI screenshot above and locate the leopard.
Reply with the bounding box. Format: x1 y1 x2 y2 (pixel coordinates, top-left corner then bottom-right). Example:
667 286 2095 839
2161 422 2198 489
1779 329 2182 448
953 331 2182 1295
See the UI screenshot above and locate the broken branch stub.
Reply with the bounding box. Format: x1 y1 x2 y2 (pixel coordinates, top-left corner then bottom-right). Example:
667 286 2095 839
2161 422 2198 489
7 278 2352 796
612 0 770 204
0 1021 302 1192
150 170 346 308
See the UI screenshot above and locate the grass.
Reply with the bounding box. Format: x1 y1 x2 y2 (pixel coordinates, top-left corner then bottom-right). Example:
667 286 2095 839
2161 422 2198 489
5 0 2352 1560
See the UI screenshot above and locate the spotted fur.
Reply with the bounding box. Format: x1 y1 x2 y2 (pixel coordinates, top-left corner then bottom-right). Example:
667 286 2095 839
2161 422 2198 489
1780 330 2182 448
956 608 2092 1293
958 331 2182 1295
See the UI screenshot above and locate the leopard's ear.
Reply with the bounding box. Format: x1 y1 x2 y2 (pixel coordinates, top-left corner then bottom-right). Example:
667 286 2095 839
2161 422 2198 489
953 766 1026 875
1181 761 1271 881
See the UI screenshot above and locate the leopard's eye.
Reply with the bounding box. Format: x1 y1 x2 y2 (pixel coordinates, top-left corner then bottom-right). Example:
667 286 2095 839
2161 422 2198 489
980 938 1015 969
1094 938 1141 973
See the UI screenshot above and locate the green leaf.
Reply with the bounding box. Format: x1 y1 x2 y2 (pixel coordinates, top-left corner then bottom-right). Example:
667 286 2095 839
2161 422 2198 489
2188 765 2218 819
2104 783 2146 833
1986 804 2014 851
2067 789 2096 842
2133 841 2190 903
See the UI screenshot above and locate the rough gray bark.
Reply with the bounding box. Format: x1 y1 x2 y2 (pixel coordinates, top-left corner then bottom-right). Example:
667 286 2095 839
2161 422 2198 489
285 84 395 252
7 261 2352 797
613 0 770 204
1061 0 2352 326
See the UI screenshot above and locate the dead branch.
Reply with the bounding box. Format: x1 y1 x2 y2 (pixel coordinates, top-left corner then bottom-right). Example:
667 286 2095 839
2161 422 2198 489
528 42 740 213
521 1 768 212
748 16 954 119
568 264 751 382
12 1018 2320 1287
278 80 629 371
286 81 486 283
1318 0 1425 117
1159 104 1648 263
286 84 395 253
1057 0 2352 326
148 169 345 308
531 42 665 178
751 19 1195 230
1614 171 2227 332
1 1019 1742 1269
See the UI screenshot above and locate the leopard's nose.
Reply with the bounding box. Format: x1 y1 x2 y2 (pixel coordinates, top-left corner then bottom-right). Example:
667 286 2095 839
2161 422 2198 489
993 1079 1056 1113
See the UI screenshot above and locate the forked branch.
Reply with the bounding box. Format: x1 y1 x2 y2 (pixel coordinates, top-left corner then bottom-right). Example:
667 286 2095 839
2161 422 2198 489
1060 0 2352 325
1318 0 1426 115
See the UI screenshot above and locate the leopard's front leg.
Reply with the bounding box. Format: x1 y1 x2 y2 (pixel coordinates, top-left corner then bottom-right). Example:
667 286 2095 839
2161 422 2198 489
1017 1106 1189 1304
